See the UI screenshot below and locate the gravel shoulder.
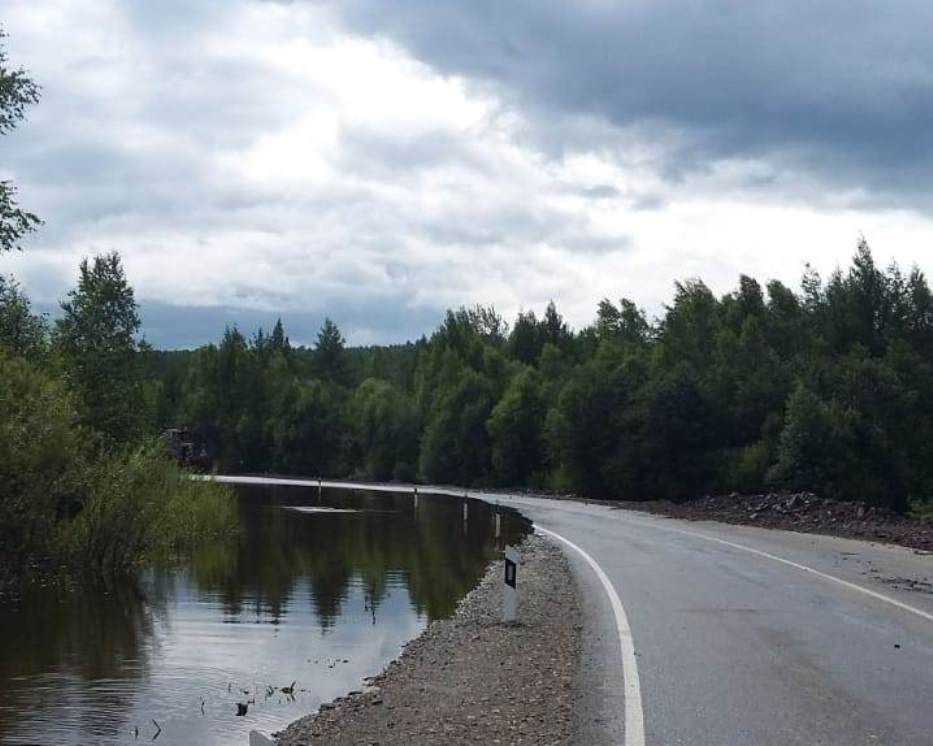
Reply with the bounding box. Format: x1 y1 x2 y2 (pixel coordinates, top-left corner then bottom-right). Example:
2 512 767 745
275 533 581 745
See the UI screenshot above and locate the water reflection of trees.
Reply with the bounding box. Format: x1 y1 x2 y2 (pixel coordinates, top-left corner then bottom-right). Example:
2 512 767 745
184 486 528 630
0 487 528 742
0 579 158 742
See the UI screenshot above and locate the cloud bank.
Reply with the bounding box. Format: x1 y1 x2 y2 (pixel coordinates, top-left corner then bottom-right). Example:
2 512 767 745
3 1 933 346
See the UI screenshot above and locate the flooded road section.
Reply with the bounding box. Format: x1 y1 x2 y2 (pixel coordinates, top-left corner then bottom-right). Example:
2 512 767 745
0 485 527 745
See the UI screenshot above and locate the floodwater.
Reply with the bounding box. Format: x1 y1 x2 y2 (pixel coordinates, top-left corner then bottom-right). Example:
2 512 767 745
0 485 528 745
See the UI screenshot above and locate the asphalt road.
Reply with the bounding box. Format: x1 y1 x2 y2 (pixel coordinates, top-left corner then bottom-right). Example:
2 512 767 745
491 493 933 746
212 477 933 745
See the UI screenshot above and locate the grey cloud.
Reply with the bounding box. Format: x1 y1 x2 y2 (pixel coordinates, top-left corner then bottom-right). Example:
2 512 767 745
574 185 621 200
11 0 926 350
631 194 665 212
329 0 933 204
338 127 490 179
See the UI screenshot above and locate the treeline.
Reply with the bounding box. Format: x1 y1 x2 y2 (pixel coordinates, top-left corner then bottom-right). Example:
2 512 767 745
144 240 933 514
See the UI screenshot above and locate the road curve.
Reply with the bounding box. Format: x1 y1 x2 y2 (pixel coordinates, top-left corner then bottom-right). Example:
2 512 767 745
209 477 933 745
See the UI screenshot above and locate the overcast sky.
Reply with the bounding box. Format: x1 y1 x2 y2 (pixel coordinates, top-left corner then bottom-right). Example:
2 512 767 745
3 1 933 347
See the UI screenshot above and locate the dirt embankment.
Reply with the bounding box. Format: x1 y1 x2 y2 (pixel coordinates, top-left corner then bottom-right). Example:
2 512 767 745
616 492 933 552
275 534 581 746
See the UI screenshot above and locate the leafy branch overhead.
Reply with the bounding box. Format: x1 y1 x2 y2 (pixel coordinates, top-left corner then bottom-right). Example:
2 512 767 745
0 28 41 253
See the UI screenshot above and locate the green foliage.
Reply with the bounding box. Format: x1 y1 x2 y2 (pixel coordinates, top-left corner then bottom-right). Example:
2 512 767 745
0 274 48 360
622 365 713 500
314 317 348 384
349 379 420 480
63 442 235 574
419 368 494 485
768 383 858 500
136 239 933 513
57 253 143 443
487 368 547 485
270 379 350 476
544 362 623 496
0 253 235 577
0 353 83 555
909 497 933 526
723 440 774 494
0 29 41 253
0 353 234 573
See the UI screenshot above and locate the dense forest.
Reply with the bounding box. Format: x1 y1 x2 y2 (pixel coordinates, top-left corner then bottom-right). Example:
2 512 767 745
135 240 933 516
12 240 933 527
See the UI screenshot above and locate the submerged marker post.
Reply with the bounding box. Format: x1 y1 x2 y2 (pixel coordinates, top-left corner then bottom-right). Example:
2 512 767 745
503 545 519 623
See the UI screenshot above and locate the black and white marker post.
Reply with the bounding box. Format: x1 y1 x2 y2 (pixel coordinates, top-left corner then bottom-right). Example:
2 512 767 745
503 545 519 623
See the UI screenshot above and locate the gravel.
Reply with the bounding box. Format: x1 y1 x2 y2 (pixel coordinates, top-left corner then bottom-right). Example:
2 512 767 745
275 534 581 745
613 491 933 551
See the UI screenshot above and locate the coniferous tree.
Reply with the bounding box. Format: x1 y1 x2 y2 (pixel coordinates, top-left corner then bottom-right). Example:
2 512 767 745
315 317 347 385
270 317 290 354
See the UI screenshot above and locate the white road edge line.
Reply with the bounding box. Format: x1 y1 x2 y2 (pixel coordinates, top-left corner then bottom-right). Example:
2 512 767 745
535 525 645 746
634 520 933 624
476 488 933 626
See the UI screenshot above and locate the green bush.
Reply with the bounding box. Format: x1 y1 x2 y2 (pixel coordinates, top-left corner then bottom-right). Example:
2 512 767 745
909 497 933 526
722 440 772 494
0 353 83 557
64 442 235 574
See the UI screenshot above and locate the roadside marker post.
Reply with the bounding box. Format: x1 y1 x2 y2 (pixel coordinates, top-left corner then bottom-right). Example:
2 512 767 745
413 485 419 509
503 545 519 623
463 501 468 522
495 502 501 539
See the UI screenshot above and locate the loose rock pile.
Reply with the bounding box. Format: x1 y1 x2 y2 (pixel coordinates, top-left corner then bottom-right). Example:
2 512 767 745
622 492 933 550
275 534 581 745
